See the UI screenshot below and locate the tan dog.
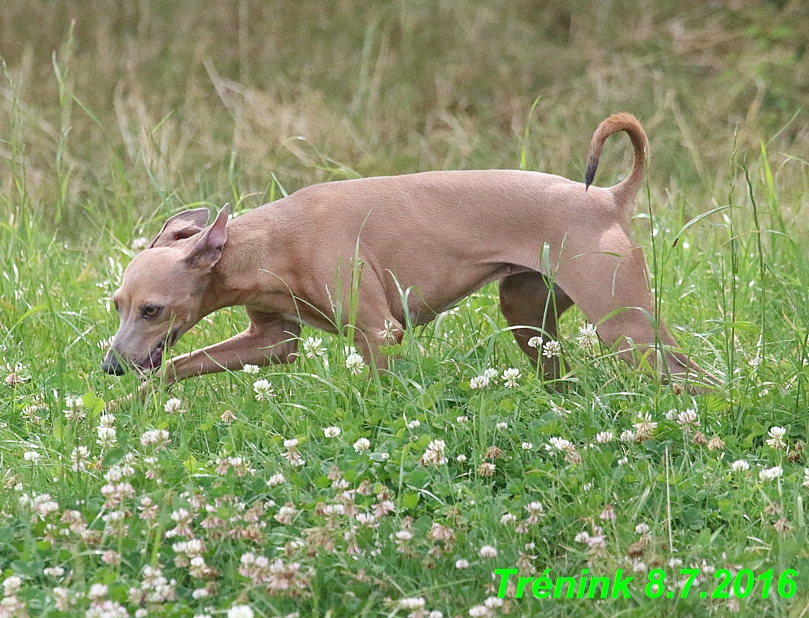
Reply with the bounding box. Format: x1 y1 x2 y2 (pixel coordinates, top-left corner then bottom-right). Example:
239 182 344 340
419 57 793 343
103 113 704 386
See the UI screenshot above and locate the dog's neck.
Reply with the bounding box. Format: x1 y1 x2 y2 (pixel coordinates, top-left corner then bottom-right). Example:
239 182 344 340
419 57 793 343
199 216 289 316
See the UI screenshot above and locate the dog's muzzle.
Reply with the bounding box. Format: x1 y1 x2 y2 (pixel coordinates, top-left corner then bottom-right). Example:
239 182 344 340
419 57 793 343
102 351 127 376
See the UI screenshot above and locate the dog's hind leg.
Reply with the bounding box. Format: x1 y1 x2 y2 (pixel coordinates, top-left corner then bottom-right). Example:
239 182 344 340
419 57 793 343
499 272 575 378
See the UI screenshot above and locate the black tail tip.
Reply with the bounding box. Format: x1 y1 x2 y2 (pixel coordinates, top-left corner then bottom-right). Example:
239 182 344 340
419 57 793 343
584 160 598 190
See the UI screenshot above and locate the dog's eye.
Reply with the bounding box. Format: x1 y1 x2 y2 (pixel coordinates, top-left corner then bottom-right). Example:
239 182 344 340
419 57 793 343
142 305 162 319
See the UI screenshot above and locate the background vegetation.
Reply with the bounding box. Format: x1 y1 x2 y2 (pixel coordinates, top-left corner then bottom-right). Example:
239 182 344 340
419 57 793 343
1 1 809 616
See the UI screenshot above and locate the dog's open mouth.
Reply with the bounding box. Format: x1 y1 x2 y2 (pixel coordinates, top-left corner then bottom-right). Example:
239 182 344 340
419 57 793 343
136 341 165 372
134 329 180 373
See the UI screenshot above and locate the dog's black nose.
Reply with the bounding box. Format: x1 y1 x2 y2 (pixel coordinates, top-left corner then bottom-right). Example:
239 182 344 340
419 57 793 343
102 352 127 376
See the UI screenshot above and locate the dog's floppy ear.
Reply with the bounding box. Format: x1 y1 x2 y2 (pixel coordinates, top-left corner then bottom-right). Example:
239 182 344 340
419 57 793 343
149 208 211 249
183 203 230 271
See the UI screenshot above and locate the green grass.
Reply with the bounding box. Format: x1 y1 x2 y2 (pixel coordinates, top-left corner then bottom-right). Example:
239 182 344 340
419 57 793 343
2 2 809 617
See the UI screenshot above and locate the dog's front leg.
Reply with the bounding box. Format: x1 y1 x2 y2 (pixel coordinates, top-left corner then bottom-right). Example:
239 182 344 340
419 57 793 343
162 312 301 384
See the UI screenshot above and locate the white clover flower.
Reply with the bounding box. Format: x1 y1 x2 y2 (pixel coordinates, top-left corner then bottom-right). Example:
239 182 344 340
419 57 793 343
323 504 345 518
527 336 543 349
303 337 326 359
455 558 470 569
803 469 809 488
43 566 65 578
543 340 562 358
164 398 185 414
525 502 545 517
220 409 237 422
379 319 399 344
140 429 170 450
324 426 341 438
635 523 650 535
731 460 750 472
675 408 699 429
456 454 467 463
101 550 121 566
353 438 371 453
595 431 614 444
131 237 148 251
500 513 517 525
70 446 90 472
496 421 508 430
406 419 421 429
521 442 533 450
23 451 41 463
267 472 286 487
483 368 499 380
478 461 497 476
577 323 598 349
545 436 575 453
469 375 490 389
766 426 787 449
3 576 21 596
64 395 83 409
620 429 636 442
97 426 117 449
227 605 255 618
456 415 469 423
88 596 128 616
30 494 59 519
253 379 274 401
478 545 498 558
242 364 260 374
420 439 448 466
88 583 108 600
63 395 86 422
759 465 784 482
394 530 413 542
356 513 377 526
99 413 116 428
600 504 617 521
345 352 366 375
501 367 521 388
585 528 607 549
398 597 426 610
705 433 725 449
105 467 123 483
634 412 658 431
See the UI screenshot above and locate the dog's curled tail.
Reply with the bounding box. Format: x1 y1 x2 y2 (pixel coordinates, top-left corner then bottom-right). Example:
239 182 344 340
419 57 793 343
584 113 648 207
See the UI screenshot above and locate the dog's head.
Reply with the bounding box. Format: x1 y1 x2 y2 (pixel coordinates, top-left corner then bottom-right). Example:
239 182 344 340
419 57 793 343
102 204 230 376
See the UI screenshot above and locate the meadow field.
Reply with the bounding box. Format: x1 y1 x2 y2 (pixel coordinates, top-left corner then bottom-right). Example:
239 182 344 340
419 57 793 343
1 1 809 616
